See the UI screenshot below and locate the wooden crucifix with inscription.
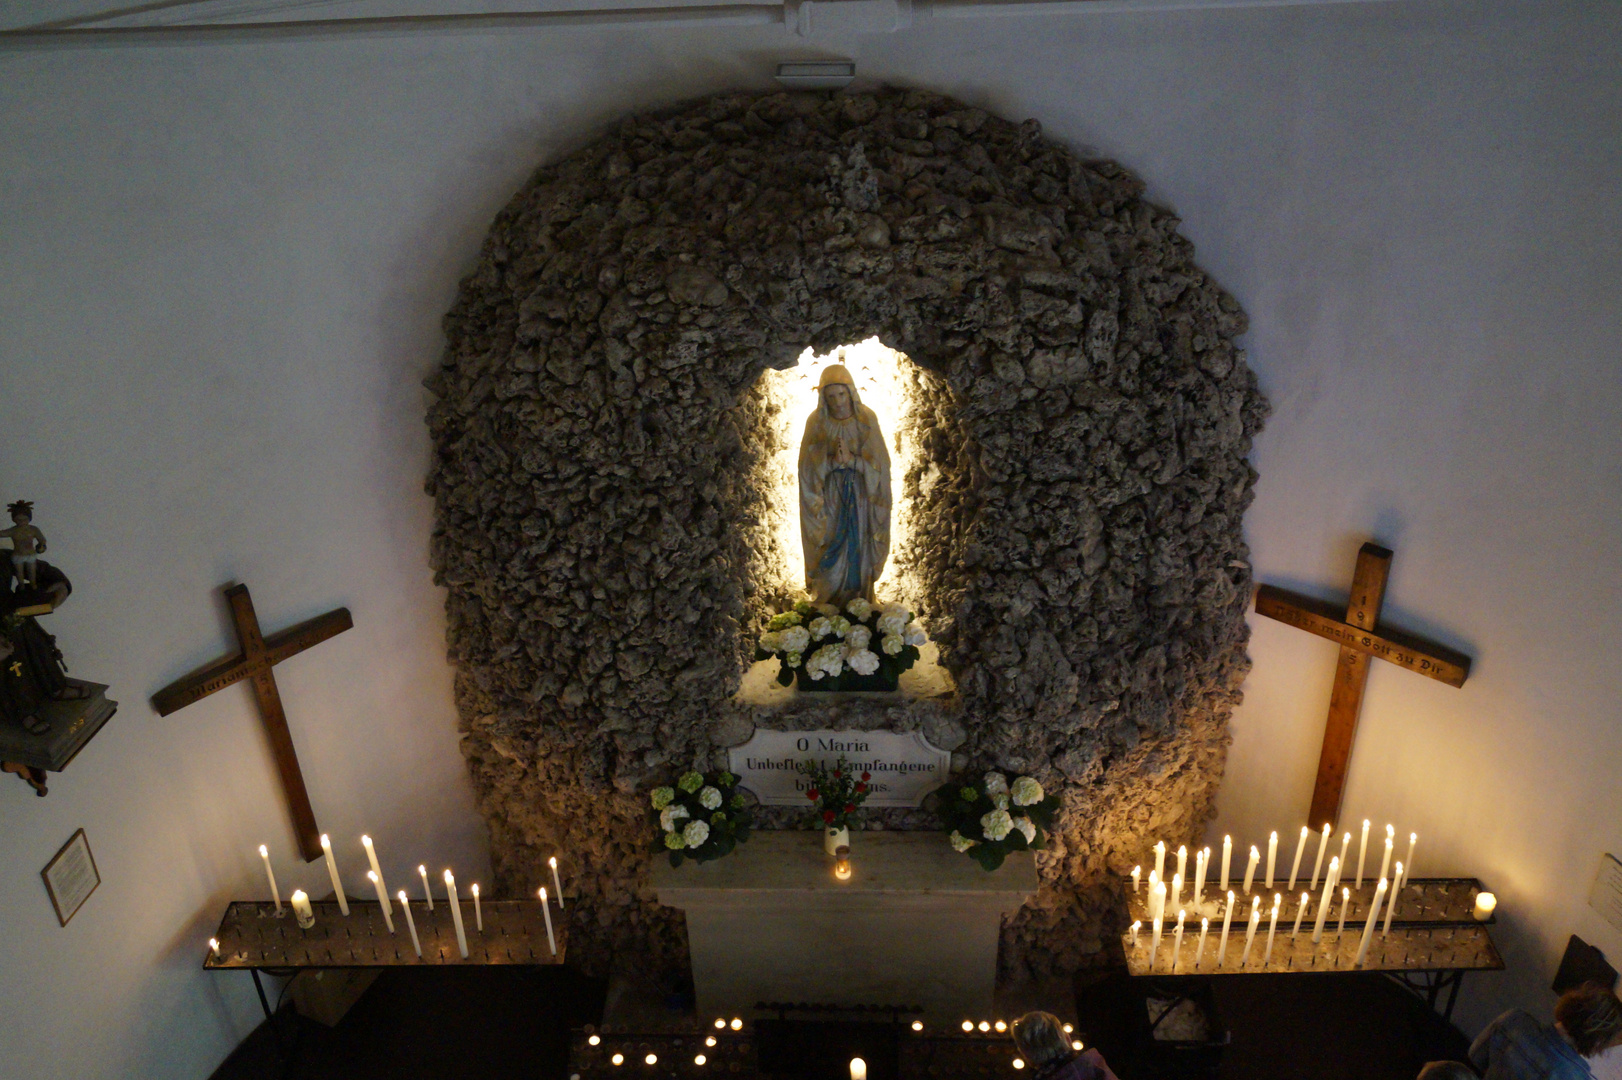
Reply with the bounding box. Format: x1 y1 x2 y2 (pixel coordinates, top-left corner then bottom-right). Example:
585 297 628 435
1255 543 1472 829
152 584 352 862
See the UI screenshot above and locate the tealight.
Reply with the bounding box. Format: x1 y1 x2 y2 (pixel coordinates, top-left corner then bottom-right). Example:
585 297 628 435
1071 1042 1083 1051
912 1021 924 1031
730 1018 743 1031
645 1054 658 1066
588 1035 601 1046
706 1037 717 1047
715 1019 727 1029
962 1021 974 1032
1012 1059 1026 1070
611 1055 624 1066
695 1056 706 1066
1062 1024 1073 1034
994 1020 1007 1032
978 1021 990 1032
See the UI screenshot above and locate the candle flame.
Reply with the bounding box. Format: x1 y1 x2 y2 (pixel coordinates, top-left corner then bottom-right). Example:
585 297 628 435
472 884 479 896
418 865 427 875
321 834 331 848
368 871 378 882
1386 824 1395 838
363 835 373 847
398 890 408 902
258 844 268 857
540 886 548 901
549 856 558 868
444 869 454 883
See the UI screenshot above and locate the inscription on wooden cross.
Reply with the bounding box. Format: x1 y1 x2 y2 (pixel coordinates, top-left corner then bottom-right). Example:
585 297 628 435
1255 543 1472 829
151 584 352 862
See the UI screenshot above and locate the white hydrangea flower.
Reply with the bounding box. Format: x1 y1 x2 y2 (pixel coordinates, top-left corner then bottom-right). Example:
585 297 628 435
992 793 1010 810
699 786 723 810
950 830 978 853
817 603 840 619
903 620 928 647
809 644 845 678
780 625 811 654
981 809 1014 842
786 651 803 668
1011 776 1044 806
808 616 834 640
831 616 852 639
758 631 783 653
881 633 904 656
983 772 1009 796
682 820 711 848
660 805 690 832
847 648 881 676
876 611 907 637
847 626 872 651
1013 816 1037 844
846 598 873 620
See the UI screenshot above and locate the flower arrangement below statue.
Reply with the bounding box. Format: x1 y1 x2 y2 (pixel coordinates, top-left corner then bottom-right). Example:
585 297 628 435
935 772 1060 871
650 770 754 867
755 598 927 692
799 755 872 853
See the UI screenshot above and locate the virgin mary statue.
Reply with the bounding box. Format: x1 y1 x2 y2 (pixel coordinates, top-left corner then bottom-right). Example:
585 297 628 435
798 365 891 605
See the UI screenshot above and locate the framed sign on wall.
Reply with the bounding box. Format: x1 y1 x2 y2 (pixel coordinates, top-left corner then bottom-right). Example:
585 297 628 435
41 828 99 926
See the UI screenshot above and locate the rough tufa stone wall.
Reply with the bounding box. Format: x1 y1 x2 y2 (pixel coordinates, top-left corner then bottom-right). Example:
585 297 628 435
425 88 1269 987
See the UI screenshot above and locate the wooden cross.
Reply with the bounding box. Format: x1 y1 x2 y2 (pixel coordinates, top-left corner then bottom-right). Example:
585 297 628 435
151 584 352 862
1254 543 1472 829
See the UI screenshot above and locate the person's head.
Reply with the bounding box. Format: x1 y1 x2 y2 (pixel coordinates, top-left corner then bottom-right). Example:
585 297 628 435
1011 1012 1072 1069
6 500 31 525
1555 983 1622 1056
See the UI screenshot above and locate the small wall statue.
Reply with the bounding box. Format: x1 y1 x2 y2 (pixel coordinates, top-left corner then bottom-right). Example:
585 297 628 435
797 365 892 606
0 502 115 796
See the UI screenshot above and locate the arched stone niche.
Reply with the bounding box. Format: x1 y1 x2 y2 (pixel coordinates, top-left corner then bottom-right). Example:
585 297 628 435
425 88 1269 985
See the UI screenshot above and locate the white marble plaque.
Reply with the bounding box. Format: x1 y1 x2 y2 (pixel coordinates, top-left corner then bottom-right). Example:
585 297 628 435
729 729 950 807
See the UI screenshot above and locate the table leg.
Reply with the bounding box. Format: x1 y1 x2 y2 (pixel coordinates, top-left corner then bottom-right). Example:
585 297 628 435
250 968 273 1022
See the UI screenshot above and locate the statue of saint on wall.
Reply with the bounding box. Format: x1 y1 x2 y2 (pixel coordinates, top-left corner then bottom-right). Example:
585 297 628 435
798 365 891 606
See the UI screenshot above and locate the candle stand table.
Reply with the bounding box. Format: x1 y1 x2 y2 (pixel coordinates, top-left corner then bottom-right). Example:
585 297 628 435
205 898 567 1021
1120 877 1503 1020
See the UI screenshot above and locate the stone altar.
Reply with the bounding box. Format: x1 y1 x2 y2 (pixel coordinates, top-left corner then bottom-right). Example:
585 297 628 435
652 831 1037 1024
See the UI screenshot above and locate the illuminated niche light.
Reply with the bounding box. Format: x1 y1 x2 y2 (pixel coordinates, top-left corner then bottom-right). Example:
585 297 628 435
756 338 921 600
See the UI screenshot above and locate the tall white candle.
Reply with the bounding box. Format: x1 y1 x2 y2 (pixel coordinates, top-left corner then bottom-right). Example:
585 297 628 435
444 871 469 959
1131 866 1141 895
1196 917 1209 971
419 865 434 910
290 889 314 929
362 836 391 917
1263 894 1281 964
1153 841 1166 884
1176 845 1188 884
1337 831 1351 880
1169 873 1182 914
1240 899 1260 967
1292 892 1309 937
1265 832 1278 889
1218 891 1235 967
258 844 283 915
1243 846 1260 894
539 887 557 955
319 834 350 916
1129 920 1140 945
1336 886 1350 940
1150 881 1167 924
1310 824 1332 889
368 871 395 933
1357 820 1370 887
1221 836 1233 892
1312 857 1339 942
1384 862 1403 934
1403 833 1417 881
398 890 422 956
1193 847 1209 908
549 856 566 910
1288 827 1308 891
472 884 483 932
1378 835 1394 886
1355 877 1388 967
1172 910 1186 972
1150 913 1163 971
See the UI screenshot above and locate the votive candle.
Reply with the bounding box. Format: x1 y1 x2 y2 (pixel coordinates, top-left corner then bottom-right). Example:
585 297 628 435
1357 820 1370 888
1129 920 1140 945
1292 892 1309 937
1384 862 1403 934
1240 898 1260 967
258 844 283 914
472 884 483 932
539 887 557 955
1378 834 1394 886
444 870 469 959
1473 893 1497 921
319 834 350 916
362 836 391 917
1176 845 1188 884
1337 831 1351 881
1263 894 1281 965
1173 909 1186 972
1170 873 1182 914
1194 847 1210 908
1403 833 1417 881
1153 841 1166 884
398 890 421 956
1150 913 1163 971
1312 857 1339 942
550 856 565 909
1243 846 1260 895
1288 827 1308 891
1336 887 1350 940
1266 832 1278 889
1355 877 1388 967
1131 866 1141 895
1218 891 1235 967
1310 824 1332 890
1196 917 1209 971
368 871 395 933
419 865 434 910
290 889 314 929
1221 836 1232 892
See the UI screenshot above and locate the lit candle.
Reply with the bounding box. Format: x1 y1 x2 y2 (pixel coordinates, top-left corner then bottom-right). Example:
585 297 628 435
1129 920 1140 945
1221 836 1232 892
368 871 395 933
472 884 483 932
1150 913 1163 971
362 836 391 917
209 937 221 957
1131 866 1141 895
1172 910 1186 972
1336 887 1350 940
419 865 434 910
1310 824 1332 890
549 856 566 910
1153 841 1166 884
1263 894 1281 965
1218 891 1235 968
1243 846 1260 895
539 887 557 955
1169 873 1183 914
443 870 469 959
1195 917 1209 971
1403 833 1417 881
398 890 422 956
1176 845 1188 884
1337 831 1351 881
1265 832 1278 889
319 834 350 916
1473 892 1497 921
1312 857 1339 942
258 844 283 915
850 1058 867 1080
1384 862 1403 934
1357 820 1370 888
1378 834 1394 886
1355 878 1388 967
1193 847 1209 908
1288 826 1308 891
1292 892 1309 937
1240 898 1260 967
1150 880 1167 925
290 889 314 929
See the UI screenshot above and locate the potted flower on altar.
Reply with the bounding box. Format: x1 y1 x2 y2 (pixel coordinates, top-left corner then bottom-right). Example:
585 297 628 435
650 769 754 867
935 772 1060 871
754 598 927 693
799 756 872 855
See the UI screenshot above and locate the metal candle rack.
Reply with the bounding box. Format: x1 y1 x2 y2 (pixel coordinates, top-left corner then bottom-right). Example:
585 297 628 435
1126 876 1495 930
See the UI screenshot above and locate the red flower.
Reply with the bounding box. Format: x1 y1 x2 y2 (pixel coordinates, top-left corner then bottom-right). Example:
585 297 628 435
855 783 867 794
833 770 842 779
844 803 856 814
861 772 871 781
823 810 836 823
807 788 820 801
